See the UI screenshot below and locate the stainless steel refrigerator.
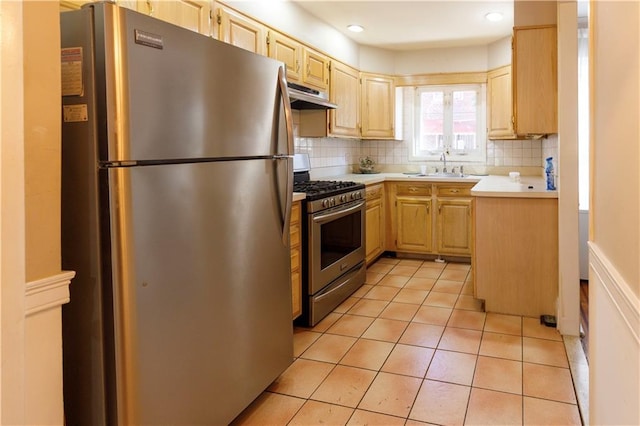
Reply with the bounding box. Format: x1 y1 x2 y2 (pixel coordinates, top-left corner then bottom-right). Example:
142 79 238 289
60 3 294 425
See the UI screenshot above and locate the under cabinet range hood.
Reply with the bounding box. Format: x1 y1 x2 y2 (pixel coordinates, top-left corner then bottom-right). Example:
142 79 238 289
287 82 337 110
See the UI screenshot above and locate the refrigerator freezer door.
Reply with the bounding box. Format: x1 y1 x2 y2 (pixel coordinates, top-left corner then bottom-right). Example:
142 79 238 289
107 159 292 425
93 4 290 162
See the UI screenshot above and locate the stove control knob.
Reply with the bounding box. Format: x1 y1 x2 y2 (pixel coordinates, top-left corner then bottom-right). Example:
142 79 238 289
350 193 355 200
322 199 329 208
340 195 347 202
330 198 336 206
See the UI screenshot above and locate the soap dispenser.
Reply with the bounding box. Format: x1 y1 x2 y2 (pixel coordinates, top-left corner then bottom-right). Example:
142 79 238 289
545 157 556 190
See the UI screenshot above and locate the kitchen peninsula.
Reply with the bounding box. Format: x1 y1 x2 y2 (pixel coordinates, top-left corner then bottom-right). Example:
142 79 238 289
472 175 559 318
319 173 558 318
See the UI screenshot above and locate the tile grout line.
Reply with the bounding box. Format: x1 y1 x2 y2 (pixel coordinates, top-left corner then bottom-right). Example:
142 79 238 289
289 257 579 424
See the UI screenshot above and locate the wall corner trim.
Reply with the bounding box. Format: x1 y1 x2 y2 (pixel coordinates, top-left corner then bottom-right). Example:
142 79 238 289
25 271 75 317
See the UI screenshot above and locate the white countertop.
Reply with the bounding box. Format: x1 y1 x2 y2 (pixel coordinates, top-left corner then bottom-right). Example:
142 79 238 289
470 175 558 198
329 172 482 185
293 192 306 202
320 172 558 199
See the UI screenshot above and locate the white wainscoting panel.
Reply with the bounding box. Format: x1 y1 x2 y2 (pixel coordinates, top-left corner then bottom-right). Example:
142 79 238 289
588 242 640 425
24 270 74 426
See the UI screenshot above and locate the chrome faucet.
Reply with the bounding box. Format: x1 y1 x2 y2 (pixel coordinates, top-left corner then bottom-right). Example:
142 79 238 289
440 151 448 173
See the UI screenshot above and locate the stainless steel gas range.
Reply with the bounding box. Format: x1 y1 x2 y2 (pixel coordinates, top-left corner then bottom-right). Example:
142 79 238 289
293 154 366 326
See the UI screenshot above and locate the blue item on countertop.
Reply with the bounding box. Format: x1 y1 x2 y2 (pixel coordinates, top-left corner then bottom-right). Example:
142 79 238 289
545 157 556 190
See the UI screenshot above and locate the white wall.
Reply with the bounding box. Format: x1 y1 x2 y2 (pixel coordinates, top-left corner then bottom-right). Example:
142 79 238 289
589 1 640 424
359 45 396 74
224 0 509 77
394 45 488 75
556 2 580 336
0 1 26 424
487 36 511 69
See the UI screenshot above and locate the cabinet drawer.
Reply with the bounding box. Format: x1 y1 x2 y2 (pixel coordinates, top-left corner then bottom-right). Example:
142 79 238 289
290 222 300 247
396 183 432 196
436 185 472 197
366 184 383 200
290 246 300 270
290 202 301 224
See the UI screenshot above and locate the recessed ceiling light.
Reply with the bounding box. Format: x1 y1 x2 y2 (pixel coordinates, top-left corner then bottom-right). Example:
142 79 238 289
347 24 364 33
485 12 504 22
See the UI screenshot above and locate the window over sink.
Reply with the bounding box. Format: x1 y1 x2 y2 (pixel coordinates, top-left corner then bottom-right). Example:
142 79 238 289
401 84 487 163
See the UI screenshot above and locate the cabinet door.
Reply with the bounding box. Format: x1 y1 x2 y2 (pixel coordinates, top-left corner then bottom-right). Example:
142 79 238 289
267 31 302 83
329 61 360 138
147 0 212 36
437 199 472 255
302 47 329 92
60 0 89 11
365 184 385 264
487 65 515 139
290 202 302 319
61 0 138 11
396 196 432 253
361 73 395 139
365 199 383 264
513 25 557 134
216 5 266 55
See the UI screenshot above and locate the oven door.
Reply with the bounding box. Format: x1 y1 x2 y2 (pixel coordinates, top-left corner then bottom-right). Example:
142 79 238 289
308 199 366 295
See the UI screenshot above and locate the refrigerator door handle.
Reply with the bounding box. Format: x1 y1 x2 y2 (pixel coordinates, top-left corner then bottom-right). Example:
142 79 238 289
277 66 294 246
278 66 294 156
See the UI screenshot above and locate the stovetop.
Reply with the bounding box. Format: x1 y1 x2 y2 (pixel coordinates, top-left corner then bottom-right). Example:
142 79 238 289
293 179 364 201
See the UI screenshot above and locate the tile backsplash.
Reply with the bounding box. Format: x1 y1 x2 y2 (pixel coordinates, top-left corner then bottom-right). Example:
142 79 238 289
294 134 559 176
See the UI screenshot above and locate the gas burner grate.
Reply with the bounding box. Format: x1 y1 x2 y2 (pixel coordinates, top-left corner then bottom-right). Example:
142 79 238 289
293 180 364 200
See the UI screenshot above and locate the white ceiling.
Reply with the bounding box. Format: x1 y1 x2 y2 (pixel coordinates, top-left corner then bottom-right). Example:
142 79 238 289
290 1 514 51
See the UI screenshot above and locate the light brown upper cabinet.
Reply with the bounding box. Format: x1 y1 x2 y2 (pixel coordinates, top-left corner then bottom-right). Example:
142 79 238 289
267 31 328 92
360 73 395 139
215 4 266 55
267 31 303 83
61 0 138 12
487 65 516 139
512 25 558 135
60 0 90 11
147 0 212 36
302 47 330 92
329 61 360 138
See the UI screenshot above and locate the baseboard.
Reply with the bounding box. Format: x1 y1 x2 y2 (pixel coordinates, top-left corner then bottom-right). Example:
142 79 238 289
25 271 75 316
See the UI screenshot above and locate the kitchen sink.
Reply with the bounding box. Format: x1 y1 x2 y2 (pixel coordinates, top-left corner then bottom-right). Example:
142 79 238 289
408 172 464 178
427 172 461 178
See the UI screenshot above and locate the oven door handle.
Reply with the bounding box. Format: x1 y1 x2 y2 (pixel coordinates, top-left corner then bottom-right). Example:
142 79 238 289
312 200 365 224
315 263 364 303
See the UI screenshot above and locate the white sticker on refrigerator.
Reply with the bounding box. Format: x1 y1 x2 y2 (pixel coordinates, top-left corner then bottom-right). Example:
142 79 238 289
61 47 83 96
63 104 88 122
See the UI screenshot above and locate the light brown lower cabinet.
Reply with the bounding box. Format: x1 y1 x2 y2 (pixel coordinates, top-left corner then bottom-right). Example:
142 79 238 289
290 201 302 319
396 195 433 253
474 197 558 317
365 184 385 264
435 184 473 256
386 182 473 258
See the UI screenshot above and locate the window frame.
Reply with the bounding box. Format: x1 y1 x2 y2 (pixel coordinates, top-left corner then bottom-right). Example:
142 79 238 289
409 83 487 163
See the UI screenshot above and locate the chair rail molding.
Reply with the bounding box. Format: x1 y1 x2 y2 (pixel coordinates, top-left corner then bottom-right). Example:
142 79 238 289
25 271 75 316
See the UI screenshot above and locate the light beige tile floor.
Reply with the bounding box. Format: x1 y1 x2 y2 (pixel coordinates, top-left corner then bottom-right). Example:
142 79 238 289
232 257 583 425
